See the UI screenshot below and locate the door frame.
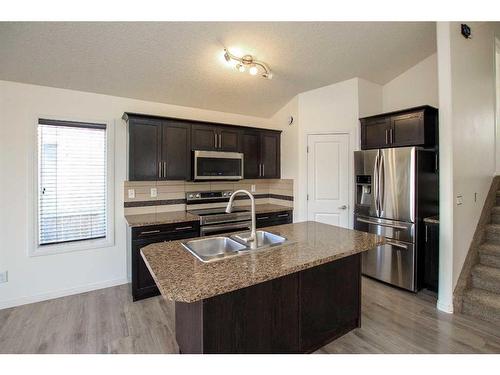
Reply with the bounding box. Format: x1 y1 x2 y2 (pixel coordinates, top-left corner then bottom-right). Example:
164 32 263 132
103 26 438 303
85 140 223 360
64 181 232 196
306 131 354 229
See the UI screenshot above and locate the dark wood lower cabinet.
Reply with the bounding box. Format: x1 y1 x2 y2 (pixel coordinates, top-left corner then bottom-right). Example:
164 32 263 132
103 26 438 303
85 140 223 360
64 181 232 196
423 221 439 293
175 253 361 353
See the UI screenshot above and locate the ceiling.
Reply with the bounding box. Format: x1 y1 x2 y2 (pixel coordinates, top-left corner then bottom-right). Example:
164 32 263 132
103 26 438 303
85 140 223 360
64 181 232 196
0 22 436 118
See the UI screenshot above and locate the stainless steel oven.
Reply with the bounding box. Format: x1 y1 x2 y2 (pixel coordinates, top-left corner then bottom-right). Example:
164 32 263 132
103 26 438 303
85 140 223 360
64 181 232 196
193 150 244 181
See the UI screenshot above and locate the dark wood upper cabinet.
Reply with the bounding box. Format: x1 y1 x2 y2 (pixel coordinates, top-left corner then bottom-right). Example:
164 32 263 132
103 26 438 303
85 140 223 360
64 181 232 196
191 124 241 152
191 124 218 151
162 120 191 180
242 129 281 179
361 117 392 149
360 106 438 150
124 113 280 181
241 131 261 179
128 117 162 181
219 127 241 152
260 131 280 179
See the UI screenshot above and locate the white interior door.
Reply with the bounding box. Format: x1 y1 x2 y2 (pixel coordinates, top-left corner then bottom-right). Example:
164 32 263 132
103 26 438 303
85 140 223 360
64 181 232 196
307 133 350 227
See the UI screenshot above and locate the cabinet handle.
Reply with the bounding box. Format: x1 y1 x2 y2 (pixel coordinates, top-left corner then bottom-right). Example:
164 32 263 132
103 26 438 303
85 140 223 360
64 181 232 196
262 164 265 177
175 225 193 231
425 226 428 243
214 133 218 148
140 229 160 235
277 213 289 217
218 134 222 148
257 216 269 220
158 162 161 179
390 128 394 144
385 129 389 144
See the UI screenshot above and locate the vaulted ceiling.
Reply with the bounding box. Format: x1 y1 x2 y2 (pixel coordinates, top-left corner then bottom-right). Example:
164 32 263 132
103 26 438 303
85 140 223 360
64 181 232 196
0 22 436 117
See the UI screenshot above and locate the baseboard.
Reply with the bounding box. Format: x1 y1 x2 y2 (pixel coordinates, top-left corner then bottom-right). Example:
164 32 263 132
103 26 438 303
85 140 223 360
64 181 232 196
437 299 454 314
0 277 129 310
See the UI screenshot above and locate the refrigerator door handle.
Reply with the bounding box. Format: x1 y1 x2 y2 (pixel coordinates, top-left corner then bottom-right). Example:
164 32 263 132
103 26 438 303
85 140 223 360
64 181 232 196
373 152 380 217
378 151 385 215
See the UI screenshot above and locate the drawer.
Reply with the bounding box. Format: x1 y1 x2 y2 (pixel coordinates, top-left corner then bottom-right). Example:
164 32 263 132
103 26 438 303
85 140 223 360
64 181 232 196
354 215 414 243
132 221 200 240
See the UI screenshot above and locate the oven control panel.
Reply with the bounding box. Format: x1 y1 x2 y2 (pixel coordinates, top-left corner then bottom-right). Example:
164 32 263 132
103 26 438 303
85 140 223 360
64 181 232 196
186 190 233 203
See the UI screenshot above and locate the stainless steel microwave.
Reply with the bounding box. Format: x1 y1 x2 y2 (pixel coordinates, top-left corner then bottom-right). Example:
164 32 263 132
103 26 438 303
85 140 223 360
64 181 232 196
193 150 244 181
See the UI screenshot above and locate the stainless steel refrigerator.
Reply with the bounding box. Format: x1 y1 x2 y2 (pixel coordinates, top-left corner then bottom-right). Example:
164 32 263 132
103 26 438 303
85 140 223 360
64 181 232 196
354 147 438 292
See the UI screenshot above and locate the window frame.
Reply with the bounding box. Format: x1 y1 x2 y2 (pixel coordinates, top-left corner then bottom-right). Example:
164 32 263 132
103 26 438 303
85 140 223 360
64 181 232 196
30 115 115 257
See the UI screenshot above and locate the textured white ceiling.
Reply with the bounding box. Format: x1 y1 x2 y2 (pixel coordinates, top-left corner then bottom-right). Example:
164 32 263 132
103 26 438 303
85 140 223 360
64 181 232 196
0 22 436 117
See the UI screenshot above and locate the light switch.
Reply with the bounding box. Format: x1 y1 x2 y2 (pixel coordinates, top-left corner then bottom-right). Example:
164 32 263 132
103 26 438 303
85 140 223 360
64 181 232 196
150 188 158 198
128 189 135 199
0 271 8 284
456 194 463 206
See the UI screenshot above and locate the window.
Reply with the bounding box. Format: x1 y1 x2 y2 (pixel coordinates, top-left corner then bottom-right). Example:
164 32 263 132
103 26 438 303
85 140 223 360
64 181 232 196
37 118 108 248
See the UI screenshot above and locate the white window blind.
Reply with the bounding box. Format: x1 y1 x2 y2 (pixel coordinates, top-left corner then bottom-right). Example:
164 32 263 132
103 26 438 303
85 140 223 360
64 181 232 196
38 118 107 246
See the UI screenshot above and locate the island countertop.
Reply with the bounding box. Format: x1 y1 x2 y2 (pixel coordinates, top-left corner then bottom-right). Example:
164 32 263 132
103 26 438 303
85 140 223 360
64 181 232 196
141 221 384 303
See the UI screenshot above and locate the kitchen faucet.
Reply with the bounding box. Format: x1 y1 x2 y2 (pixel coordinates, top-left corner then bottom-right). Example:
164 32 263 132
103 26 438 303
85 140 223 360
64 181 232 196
225 190 256 242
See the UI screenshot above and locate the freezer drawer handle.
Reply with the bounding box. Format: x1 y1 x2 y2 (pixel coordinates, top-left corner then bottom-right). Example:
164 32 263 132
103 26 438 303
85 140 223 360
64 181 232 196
257 216 270 220
385 240 408 250
277 213 289 217
356 217 408 230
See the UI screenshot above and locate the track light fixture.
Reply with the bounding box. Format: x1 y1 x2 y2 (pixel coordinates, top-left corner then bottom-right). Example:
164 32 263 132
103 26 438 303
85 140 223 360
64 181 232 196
223 48 273 79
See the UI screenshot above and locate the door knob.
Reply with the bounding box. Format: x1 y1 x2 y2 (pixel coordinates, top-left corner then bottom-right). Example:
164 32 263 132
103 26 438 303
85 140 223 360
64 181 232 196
338 205 348 210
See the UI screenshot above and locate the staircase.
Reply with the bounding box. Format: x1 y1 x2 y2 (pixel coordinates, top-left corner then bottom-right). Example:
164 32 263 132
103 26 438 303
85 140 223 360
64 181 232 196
462 190 500 324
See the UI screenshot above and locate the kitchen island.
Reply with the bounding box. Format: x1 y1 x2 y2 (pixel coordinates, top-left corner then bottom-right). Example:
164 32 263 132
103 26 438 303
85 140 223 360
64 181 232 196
141 221 384 353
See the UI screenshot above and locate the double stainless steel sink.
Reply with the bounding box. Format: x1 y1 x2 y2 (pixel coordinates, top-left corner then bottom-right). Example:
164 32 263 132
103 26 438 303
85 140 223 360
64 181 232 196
182 230 289 263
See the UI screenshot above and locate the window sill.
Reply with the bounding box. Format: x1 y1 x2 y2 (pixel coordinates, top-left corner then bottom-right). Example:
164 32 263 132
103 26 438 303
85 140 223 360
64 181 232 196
30 236 114 257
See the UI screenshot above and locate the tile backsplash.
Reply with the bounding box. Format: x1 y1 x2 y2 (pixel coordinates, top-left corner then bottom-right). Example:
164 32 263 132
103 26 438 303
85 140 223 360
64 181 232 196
124 179 294 215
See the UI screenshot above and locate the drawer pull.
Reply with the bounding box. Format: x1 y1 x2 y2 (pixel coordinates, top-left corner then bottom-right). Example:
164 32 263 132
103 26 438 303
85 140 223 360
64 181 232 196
257 216 269 220
140 229 160 235
175 226 193 231
277 213 289 218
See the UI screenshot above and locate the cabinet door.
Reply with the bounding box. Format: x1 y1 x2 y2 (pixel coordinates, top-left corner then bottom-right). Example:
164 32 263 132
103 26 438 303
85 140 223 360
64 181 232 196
162 120 191 180
192 124 218 151
242 131 261 179
218 127 241 152
424 223 439 292
361 117 392 150
391 111 425 147
260 131 280 179
128 117 162 181
299 254 361 352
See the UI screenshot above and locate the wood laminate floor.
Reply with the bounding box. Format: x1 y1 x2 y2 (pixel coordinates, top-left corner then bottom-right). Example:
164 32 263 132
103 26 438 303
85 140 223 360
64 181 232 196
1 277 499 354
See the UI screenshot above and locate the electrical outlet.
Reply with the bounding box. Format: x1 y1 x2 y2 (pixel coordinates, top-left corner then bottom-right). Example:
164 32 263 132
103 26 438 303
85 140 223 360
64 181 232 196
251 184 256 193
150 188 158 198
0 271 8 284
456 194 463 206
128 189 135 199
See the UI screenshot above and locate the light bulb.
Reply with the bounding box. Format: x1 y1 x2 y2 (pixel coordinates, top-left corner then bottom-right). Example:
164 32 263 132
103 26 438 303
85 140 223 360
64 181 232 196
236 64 245 73
249 66 258 76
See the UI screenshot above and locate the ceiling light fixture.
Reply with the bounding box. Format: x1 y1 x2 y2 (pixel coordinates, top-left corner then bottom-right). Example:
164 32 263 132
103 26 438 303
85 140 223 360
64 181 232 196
223 49 273 79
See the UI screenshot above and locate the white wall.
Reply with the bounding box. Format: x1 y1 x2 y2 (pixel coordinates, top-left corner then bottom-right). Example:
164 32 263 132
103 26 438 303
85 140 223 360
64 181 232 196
269 96 300 220
0 80 275 309
382 53 438 112
295 78 361 225
436 22 500 312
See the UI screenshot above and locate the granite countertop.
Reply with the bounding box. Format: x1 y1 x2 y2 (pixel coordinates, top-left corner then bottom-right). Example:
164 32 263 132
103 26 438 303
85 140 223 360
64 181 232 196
124 203 293 227
141 221 384 303
424 216 439 224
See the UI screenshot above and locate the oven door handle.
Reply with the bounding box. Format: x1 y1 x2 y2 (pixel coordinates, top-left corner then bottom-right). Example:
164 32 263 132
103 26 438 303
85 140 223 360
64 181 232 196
200 221 252 235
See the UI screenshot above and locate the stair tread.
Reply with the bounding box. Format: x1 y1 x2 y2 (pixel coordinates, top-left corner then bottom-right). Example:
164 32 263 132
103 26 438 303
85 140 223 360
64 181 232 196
479 242 500 255
464 288 500 310
472 264 500 278
486 223 500 233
